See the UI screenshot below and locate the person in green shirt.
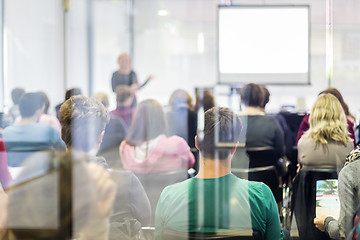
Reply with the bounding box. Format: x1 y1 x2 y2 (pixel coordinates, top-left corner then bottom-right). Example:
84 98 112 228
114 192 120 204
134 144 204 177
154 107 284 240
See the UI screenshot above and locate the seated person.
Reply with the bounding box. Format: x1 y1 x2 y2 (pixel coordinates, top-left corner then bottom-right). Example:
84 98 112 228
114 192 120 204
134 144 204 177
296 87 356 147
297 94 353 170
166 89 197 149
110 85 135 128
3 92 66 166
59 95 151 226
154 107 284 240
238 83 285 168
314 144 360 239
120 99 195 174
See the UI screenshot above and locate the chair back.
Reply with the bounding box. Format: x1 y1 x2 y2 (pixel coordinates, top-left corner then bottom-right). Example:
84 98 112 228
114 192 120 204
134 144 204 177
162 228 263 240
135 169 188 225
292 167 338 240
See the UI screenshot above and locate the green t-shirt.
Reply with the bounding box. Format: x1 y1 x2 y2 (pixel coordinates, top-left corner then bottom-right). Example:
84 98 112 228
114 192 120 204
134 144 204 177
154 174 284 240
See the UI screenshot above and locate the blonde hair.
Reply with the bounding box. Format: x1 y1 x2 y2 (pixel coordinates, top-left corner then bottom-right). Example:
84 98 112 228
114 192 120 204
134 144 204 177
307 94 351 145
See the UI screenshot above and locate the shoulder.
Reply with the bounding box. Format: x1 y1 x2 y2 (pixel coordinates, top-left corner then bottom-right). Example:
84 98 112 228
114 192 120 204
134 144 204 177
161 178 191 198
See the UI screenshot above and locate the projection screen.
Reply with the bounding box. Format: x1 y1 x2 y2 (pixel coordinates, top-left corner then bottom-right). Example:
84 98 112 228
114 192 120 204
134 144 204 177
218 5 310 85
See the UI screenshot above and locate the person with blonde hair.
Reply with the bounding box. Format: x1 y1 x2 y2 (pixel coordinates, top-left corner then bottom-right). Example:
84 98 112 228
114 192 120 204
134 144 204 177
120 99 195 174
297 94 353 169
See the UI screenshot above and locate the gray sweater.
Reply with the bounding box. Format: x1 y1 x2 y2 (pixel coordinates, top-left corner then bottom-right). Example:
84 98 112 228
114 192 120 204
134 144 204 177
325 160 360 239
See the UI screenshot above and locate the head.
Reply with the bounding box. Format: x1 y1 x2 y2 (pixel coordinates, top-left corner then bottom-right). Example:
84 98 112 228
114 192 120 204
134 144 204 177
308 94 351 145
126 99 168 146
59 95 110 153
37 91 50 114
115 85 133 106
11 88 25 105
19 92 46 119
168 89 193 111
259 85 270 109
65 88 82 101
319 87 351 117
240 83 264 108
92 92 109 109
196 90 215 112
196 107 242 160
117 52 131 71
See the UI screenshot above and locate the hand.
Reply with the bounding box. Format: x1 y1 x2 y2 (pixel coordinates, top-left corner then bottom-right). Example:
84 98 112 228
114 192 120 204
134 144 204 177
87 163 116 218
146 75 153 82
314 215 327 232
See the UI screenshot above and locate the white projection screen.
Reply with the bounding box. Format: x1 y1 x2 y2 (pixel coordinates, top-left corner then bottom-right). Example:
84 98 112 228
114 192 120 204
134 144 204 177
218 5 310 85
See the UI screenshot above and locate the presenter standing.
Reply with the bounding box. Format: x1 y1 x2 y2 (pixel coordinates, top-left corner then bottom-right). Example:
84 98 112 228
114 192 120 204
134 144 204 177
111 53 152 107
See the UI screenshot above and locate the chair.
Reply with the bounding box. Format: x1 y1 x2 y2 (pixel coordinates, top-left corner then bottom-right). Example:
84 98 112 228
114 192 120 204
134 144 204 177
291 168 338 240
161 228 263 240
135 169 188 225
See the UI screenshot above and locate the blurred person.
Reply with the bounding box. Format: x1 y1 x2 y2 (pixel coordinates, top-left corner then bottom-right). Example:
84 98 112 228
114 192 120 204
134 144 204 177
14 91 61 133
111 53 152 107
296 87 355 147
167 89 197 148
120 99 195 174
8 88 25 123
195 89 215 113
238 83 285 170
93 92 110 109
55 87 82 119
155 107 284 240
110 85 135 128
60 95 151 226
297 94 353 170
93 92 128 169
0 138 12 188
3 92 66 160
314 144 360 239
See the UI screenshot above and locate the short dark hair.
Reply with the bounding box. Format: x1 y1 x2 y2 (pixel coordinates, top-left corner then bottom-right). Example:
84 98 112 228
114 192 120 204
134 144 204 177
19 92 46 118
37 91 50 114
240 83 264 107
11 88 25 104
65 88 82 101
59 95 109 152
197 107 242 160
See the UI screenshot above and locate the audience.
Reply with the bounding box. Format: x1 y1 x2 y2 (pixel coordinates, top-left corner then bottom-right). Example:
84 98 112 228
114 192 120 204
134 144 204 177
314 144 360 239
110 85 135 128
167 89 197 149
155 107 284 240
296 87 355 146
297 94 353 170
120 99 195 174
3 92 65 166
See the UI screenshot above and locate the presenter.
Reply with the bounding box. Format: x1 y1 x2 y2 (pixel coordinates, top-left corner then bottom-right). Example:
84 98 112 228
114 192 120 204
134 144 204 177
111 53 152 107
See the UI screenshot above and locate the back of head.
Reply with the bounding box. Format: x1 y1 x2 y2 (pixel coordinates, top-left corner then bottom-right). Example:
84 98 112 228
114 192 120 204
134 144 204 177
240 83 264 108
59 95 109 152
168 89 193 110
115 85 132 105
197 107 242 160
195 90 215 112
65 88 82 101
126 99 168 145
37 91 50 114
19 92 45 118
308 94 350 145
11 88 26 105
259 85 270 108
319 87 351 117
92 92 109 109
